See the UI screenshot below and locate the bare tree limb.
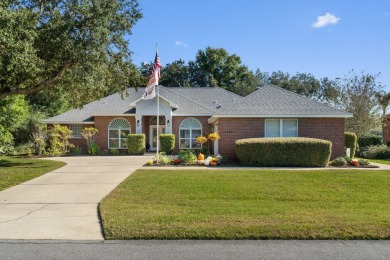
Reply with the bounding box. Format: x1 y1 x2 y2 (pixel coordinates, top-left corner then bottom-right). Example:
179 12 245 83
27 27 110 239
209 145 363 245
0 62 73 100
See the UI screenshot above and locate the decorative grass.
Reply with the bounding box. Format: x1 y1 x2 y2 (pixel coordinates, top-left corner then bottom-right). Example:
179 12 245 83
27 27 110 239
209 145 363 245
100 169 390 240
0 156 65 191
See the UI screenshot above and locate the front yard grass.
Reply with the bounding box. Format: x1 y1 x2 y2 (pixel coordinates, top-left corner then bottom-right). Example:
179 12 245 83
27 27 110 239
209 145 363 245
0 156 65 191
100 169 390 240
365 158 390 165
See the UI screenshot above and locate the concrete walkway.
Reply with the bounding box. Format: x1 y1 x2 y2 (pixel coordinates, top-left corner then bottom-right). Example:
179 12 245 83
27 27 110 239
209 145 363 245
0 156 151 240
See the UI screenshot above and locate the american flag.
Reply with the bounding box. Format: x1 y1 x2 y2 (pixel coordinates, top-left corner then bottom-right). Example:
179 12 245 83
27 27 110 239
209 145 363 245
142 51 161 100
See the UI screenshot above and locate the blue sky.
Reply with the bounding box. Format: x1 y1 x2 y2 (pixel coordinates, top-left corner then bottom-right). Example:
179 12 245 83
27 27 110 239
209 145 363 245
129 1 390 90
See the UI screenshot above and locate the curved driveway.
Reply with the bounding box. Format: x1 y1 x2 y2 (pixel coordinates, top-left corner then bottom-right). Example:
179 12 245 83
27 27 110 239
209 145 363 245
0 155 151 240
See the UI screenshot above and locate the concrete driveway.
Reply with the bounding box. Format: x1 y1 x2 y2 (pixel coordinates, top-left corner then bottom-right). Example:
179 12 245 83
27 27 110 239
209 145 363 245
0 155 151 240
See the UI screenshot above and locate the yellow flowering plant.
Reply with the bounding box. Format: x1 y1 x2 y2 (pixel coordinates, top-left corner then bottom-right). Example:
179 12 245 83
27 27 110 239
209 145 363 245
196 136 208 144
208 132 220 141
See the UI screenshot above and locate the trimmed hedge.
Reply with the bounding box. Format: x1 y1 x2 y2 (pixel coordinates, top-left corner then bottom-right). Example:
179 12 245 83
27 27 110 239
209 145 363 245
358 134 382 148
235 137 332 167
160 134 175 154
127 134 146 155
344 132 357 158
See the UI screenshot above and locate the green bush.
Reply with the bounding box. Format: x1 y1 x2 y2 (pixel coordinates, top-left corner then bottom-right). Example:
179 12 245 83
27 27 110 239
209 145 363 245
358 134 382 148
178 149 196 164
235 137 332 167
110 149 120 155
160 134 175 154
331 157 347 167
127 134 146 155
344 132 357 158
360 145 390 159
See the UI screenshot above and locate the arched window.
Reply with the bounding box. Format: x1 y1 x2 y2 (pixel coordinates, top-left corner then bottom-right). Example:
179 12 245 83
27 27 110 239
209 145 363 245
108 118 131 149
149 116 166 125
179 117 202 149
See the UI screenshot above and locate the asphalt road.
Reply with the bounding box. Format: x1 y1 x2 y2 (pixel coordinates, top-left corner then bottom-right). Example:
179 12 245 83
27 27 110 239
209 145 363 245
0 240 389 260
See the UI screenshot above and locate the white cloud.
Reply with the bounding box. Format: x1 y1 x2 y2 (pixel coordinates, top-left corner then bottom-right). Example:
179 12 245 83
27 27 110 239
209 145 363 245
175 41 188 47
312 13 341 29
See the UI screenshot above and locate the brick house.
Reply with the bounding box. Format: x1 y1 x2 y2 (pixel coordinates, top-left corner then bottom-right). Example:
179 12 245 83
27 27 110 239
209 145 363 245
43 85 352 158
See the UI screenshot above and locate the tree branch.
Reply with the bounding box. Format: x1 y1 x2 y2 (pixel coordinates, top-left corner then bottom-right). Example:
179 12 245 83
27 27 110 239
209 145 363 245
0 62 73 100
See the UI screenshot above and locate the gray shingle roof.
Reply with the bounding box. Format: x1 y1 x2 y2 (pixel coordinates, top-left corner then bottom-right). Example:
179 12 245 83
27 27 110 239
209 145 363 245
214 85 352 117
43 85 351 124
43 86 242 123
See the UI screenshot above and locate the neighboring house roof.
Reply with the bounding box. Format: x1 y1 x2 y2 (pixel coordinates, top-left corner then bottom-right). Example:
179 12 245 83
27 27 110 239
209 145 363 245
209 85 352 122
43 85 352 124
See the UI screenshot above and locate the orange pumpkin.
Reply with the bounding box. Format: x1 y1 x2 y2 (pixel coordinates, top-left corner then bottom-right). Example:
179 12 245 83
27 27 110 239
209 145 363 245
197 153 204 160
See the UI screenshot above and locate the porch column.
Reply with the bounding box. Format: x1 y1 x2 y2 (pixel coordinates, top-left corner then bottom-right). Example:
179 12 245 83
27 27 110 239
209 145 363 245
213 123 219 155
136 115 142 134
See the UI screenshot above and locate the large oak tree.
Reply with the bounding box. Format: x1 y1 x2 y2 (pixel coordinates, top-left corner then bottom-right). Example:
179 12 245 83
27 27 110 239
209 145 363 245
0 0 143 105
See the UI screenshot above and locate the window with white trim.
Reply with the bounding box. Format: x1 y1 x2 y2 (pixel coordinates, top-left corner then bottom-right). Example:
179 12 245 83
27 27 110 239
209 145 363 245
108 118 131 149
265 119 298 137
69 125 82 139
179 117 202 149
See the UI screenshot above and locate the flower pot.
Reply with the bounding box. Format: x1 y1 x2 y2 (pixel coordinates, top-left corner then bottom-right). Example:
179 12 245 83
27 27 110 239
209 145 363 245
210 161 217 166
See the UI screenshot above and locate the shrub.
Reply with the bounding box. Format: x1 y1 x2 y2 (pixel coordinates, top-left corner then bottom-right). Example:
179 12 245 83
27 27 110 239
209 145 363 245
128 134 146 155
160 134 175 154
200 146 210 157
350 160 359 166
358 158 370 166
32 130 47 156
110 149 119 155
146 160 153 165
69 146 82 155
160 156 172 165
172 158 182 165
178 149 196 164
344 132 357 158
358 134 382 148
235 137 332 167
81 127 99 154
360 145 390 159
88 143 100 155
331 157 347 167
47 125 74 156
341 156 352 163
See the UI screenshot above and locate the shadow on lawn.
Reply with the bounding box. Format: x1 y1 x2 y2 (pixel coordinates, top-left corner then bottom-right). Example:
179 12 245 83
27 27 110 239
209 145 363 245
0 158 34 168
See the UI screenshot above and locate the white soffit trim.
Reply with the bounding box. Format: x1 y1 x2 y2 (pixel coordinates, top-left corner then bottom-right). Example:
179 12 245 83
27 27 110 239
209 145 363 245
129 96 179 109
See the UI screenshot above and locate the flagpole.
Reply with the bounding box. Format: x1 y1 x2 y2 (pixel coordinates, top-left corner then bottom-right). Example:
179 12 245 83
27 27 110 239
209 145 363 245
156 84 159 162
156 44 159 163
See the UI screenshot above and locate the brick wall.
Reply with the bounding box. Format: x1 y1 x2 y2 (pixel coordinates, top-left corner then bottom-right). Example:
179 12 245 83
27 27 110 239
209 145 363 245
171 116 212 153
94 116 135 151
218 118 264 158
218 117 345 159
383 116 390 145
298 118 345 159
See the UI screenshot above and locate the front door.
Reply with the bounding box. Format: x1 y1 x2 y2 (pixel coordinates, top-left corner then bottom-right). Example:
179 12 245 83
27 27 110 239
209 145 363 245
149 126 166 151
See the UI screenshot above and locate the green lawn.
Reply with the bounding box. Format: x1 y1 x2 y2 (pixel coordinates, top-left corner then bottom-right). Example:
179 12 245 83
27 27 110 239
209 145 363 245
0 156 65 191
100 169 390 240
365 158 390 165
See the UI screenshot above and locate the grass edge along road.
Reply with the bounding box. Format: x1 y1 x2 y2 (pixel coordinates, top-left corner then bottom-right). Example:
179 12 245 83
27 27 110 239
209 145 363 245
100 169 390 240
